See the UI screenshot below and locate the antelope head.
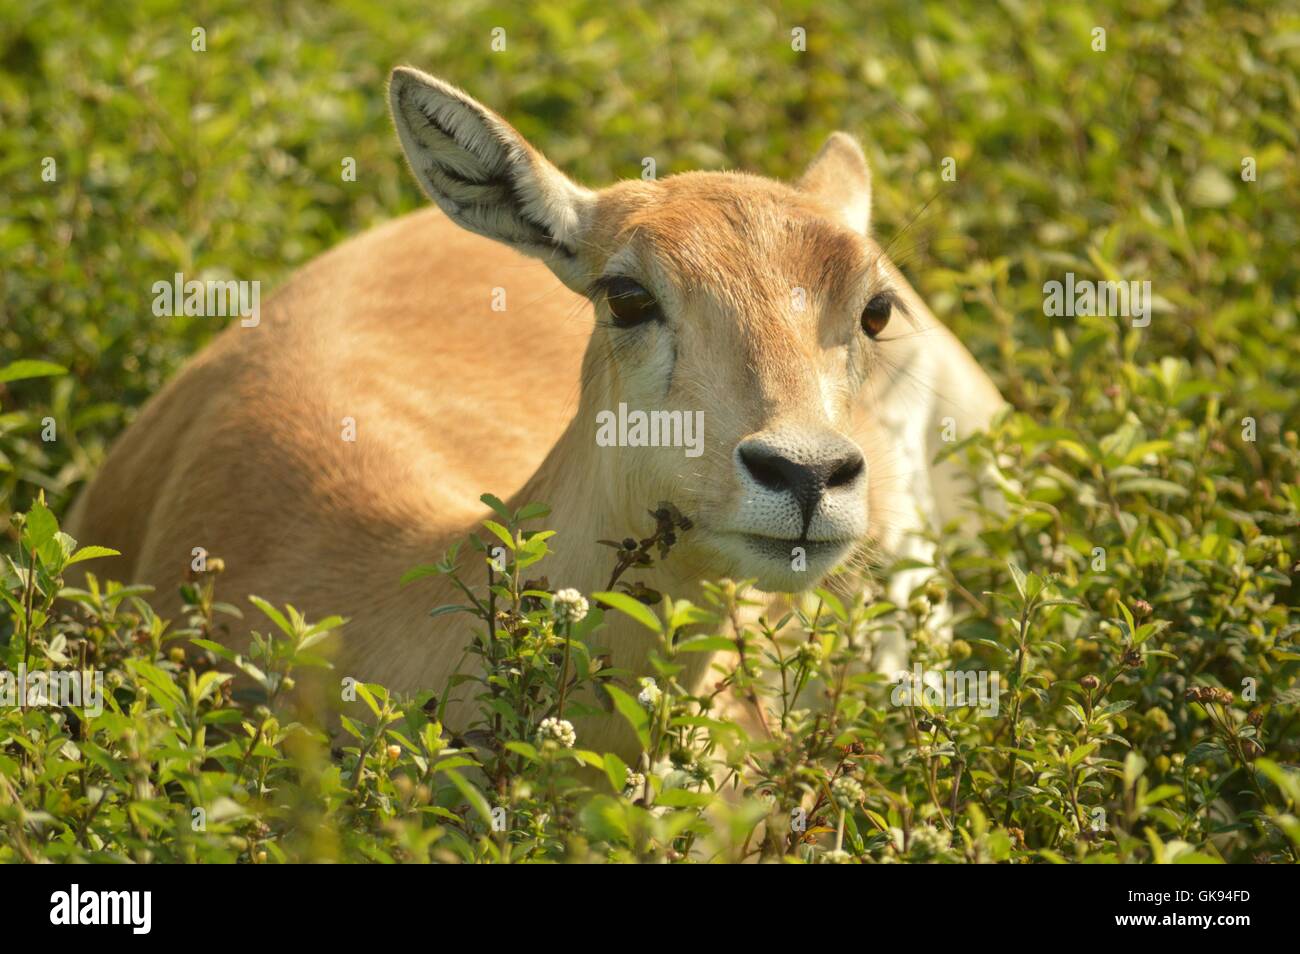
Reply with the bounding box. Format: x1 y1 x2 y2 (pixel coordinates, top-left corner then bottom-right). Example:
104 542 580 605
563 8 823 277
390 67 911 594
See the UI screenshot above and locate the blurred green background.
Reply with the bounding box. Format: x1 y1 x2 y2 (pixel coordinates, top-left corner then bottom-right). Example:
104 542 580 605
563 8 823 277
1 0 1297 530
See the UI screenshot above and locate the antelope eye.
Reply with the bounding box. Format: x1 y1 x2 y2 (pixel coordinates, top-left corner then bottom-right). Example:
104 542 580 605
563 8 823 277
861 294 892 339
603 277 662 328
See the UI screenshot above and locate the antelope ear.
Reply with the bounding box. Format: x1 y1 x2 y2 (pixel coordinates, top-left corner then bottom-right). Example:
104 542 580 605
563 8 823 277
389 67 594 288
796 132 872 236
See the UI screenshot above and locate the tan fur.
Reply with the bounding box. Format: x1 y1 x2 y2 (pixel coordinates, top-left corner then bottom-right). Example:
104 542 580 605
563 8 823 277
66 70 1004 752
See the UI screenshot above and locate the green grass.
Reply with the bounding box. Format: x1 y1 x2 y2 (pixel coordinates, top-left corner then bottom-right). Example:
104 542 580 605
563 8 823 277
1 0 1298 862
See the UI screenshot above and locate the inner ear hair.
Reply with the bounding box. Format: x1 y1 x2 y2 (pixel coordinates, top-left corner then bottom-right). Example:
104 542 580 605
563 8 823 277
389 67 589 261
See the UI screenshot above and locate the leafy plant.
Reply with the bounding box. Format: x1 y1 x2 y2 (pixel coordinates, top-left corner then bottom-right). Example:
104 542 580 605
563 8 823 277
2 0 1296 863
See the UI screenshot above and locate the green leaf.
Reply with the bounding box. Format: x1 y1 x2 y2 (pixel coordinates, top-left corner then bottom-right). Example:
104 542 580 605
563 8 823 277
65 545 121 567
125 660 183 717
21 498 59 554
604 684 650 750
504 741 539 762
603 752 629 792
514 502 552 522
1115 478 1188 499
479 493 511 521
579 795 630 844
428 604 478 619
668 601 718 631
400 564 442 585
1066 741 1098 767
1117 600 1136 637
442 768 495 827
481 520 515 551
1122 440 1173 465
303 615 346 638
1094 700 1136 719
353 683 383 718
813 587 847 622
1254 758 1300 804
1007 561 1028 601
674 635 735 653
569 749 605 770
189 638 237 662
1185 741 1226 766
0 360 66 384
1141 784 1182 807
1123 751 1147 790
249 596 294 638
593 591 662 633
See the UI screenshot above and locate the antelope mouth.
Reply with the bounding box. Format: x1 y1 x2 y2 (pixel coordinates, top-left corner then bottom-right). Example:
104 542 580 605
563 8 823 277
703 531 857 591
734 534 853 561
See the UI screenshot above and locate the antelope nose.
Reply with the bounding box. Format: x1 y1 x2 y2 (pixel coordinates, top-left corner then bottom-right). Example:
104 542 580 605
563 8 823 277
737 440 865 505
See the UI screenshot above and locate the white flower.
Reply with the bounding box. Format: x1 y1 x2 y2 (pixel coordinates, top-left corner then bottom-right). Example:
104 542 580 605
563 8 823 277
551 588 588 625
909 825 951 858
831 775 864 809
623 771 646 795
537 716 576 748
795 641 824 667
637 677 662 710
823 849 853 864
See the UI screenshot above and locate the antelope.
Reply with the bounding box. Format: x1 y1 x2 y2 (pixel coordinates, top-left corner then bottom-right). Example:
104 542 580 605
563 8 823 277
66 68 1004 752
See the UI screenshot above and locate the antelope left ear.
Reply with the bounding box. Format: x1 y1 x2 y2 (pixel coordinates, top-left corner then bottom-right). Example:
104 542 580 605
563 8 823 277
796 132 872 236
389 66 595 291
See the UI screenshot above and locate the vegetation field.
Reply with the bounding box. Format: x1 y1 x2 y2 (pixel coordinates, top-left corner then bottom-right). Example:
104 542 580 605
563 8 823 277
1 0 1297 863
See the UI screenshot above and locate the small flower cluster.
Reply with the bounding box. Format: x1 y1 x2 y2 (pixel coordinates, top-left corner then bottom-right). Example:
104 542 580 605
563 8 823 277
830 775 863 809
794 641 824 668
551 588 589 625
637 677 662 710
1186 686 1234 706
537 716 576 748
908 825 951 859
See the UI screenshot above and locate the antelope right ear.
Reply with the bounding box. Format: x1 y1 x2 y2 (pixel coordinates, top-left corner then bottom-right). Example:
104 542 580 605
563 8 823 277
796 132 872 236
389 67 595 289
